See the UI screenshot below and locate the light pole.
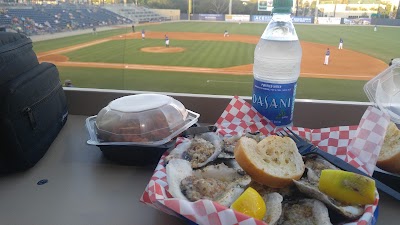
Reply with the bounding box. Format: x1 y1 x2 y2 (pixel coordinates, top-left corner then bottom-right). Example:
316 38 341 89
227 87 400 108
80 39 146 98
314 0 319 24
333 0 337 17
188 0 192 20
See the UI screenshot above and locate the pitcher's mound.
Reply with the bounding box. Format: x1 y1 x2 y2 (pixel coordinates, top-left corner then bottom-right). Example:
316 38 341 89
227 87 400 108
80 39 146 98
141 46 185 53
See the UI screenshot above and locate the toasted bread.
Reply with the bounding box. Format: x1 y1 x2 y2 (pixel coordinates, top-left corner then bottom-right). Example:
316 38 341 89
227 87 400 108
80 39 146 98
377 122 400 174
234 136 305 188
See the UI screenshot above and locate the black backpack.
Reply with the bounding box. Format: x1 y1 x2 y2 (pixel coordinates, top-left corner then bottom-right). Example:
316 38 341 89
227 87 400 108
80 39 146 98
0 32 68 174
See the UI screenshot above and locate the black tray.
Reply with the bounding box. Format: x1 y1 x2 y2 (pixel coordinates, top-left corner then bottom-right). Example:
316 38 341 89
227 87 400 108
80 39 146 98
98 140 176 166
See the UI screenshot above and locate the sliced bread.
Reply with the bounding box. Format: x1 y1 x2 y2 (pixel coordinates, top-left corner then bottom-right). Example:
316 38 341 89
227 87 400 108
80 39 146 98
234 136 305 188
377 122 400 174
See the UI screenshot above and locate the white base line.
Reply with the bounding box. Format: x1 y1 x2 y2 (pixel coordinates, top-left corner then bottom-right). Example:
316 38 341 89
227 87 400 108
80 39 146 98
301 72 372 78
207 80 252 84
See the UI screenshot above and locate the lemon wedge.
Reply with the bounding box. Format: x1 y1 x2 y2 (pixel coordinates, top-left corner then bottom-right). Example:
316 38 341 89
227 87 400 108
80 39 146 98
231 187 267 220
319 169 376 205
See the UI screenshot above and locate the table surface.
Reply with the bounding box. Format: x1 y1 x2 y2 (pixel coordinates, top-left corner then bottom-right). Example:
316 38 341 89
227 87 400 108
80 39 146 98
0 115 398 225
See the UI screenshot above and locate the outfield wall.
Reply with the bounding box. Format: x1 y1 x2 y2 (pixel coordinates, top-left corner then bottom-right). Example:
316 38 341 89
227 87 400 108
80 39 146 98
372 18 400 26
181 13 400 26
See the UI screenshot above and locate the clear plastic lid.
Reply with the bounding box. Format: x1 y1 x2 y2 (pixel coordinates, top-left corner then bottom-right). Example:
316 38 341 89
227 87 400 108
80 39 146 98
364 64 400 123
94 94 199 145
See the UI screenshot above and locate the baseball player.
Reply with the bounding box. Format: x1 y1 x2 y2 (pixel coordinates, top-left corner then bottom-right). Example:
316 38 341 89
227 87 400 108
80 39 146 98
374 25 377 32
165 34 169 47
324 48 330 65
224 30 229 37
338 37 343 49
141 29 145 40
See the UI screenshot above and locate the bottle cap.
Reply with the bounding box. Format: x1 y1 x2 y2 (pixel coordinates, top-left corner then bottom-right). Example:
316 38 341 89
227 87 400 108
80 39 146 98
272 0 293 14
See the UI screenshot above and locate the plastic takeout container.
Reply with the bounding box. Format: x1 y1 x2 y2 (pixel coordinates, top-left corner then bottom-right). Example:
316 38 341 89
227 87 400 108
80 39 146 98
91 94 200 146
86 116 177 165
85 94 200 166
364 64 400 123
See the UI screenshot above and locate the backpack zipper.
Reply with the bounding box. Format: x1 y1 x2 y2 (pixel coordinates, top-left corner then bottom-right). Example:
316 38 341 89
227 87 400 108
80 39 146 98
22 82 62 130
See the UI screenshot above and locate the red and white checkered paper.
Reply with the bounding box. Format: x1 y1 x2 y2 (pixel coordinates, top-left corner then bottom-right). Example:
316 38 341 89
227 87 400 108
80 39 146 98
141 96 390 225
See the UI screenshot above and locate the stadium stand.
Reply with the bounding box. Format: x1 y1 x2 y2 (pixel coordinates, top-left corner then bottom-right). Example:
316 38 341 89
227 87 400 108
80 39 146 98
0 4 133 35
103 4 168 23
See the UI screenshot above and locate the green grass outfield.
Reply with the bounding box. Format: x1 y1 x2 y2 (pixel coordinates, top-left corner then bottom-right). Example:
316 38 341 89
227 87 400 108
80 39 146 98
64 40 255 67
34 21 400 102
58 67 367 101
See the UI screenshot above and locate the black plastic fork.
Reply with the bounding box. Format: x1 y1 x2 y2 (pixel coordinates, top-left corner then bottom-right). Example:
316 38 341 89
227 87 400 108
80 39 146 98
278 127 400 201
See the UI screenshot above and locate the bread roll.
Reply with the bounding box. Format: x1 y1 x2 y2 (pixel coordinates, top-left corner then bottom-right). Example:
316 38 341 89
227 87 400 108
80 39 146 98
377 122 400 174
234 136 305 188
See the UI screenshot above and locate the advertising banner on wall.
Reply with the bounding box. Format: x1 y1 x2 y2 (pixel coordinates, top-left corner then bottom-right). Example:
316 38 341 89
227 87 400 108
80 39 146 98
225 14 250 22
199 14 225 21
252 16 312 24
317 17 341 24
344 18 371 25
252 15 272 22
292 17 313 24
258 0 273 11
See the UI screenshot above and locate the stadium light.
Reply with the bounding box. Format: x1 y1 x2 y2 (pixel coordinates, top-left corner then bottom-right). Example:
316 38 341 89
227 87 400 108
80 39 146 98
314 0 319 24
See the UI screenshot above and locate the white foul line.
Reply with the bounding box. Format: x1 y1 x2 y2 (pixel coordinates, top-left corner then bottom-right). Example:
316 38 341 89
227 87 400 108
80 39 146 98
206 80 252 84
301 72 372 78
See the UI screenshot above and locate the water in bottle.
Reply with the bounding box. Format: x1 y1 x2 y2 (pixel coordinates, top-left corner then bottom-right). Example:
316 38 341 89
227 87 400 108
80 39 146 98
252 0 302 127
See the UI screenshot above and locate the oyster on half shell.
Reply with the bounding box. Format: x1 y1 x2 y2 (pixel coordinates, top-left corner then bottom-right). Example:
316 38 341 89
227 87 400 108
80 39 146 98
293 156 364 220
166 158 251 207
166 132 223 168
219 132 264 159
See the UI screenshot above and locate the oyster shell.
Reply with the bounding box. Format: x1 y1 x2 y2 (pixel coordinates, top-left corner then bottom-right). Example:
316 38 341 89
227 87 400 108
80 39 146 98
278 199 333 225
166 132 223 168
293 155 364 220
219 132 264 159
166 158 251 207
263 192 283 225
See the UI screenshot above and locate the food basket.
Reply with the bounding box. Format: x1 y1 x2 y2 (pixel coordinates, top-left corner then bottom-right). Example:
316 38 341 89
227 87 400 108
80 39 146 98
85 94 200 166
141 96 390 225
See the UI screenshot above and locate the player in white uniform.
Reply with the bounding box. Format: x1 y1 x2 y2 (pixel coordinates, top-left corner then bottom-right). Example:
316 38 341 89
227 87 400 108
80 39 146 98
165 35 169 47
338 38 343 49
224 30 229 37
324 48 330 65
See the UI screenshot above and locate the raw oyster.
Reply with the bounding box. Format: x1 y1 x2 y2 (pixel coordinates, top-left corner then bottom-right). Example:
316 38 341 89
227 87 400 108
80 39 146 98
293 155 364 220
166 158 251 207
166 132 223 168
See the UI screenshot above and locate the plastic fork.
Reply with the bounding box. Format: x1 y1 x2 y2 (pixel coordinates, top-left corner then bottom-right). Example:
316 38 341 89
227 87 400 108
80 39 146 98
278 127 400 201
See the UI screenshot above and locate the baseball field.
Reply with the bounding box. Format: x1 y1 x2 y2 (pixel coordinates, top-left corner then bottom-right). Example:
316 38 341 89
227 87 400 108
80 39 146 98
34 21 400 102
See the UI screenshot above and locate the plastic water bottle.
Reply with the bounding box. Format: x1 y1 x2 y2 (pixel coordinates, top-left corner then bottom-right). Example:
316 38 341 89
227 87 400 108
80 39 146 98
252 0 302 127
